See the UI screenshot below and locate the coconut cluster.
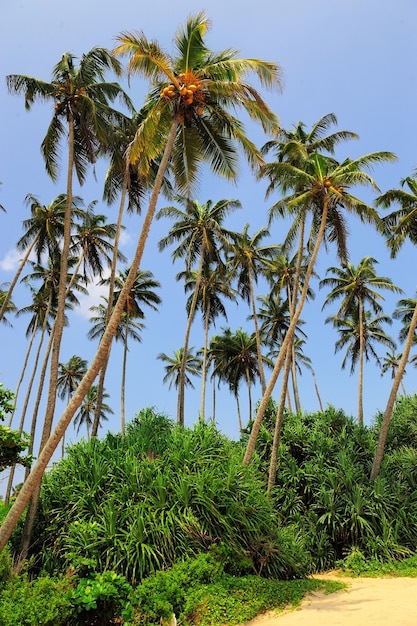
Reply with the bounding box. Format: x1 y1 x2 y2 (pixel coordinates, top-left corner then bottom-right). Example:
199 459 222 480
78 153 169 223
160 72 204 115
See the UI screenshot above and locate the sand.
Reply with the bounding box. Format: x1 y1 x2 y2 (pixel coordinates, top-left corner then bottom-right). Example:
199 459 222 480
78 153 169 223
245 573 417 626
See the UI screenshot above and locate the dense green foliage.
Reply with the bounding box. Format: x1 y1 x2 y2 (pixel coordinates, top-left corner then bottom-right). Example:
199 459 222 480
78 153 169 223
250 398 417 569
0 384 31 471
34 409 307 582
3 400 417 623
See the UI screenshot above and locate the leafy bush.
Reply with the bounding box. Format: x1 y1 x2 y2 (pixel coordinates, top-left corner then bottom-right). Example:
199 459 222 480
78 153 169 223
67 570 133 625
0 575 72 626
37 409 307 582
129 553 345 626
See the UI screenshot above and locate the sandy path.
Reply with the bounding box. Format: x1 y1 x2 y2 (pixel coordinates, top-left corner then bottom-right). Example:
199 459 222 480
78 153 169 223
245 574 417 626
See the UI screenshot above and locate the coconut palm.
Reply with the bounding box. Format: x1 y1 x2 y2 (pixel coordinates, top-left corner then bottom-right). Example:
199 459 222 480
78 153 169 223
380 350 407 396
211 327 260 430
244 149 396 465
157 347 203 392
69 203 126 285
371 174 417 479
57 355 88 456
0 194 81 323
0 13 282 554
6 50 133 564
320 257 402 425
262 112 358 170
74 386 113 439
180 261 237 420
158 196 241 425
326 308 396 378
0 286 16 327
91 269 161 435
227 224 279 394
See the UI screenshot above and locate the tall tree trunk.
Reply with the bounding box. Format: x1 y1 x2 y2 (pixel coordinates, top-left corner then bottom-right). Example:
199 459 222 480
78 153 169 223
199 300 210 422
4 322 38 504
371 302 417 479
249 270 266 394
311 368 324 411
177 243 205 426
121 315 128 435
243 196 329 466
290 342 301 414
357 297 364 426
0 118 180 555
268 344 292 491
245 365 252 427
92 161 130 437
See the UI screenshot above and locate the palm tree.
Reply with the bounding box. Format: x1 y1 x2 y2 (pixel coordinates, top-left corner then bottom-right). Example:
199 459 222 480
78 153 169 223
262 112 358 170
211 327 260 430
0 13 282 554
157 347 203 392
0 194 80 323
74 386 113 439
69 203 126 285
57 355 88 456
227 223 279 394
380 349 407 396
90 269 161 435
158 196 241 425
326 309 396 390
371 173 417 479
6 50 133 566
0 286 16 326
181 261 237 420
320 256 402 424
244 149 396 465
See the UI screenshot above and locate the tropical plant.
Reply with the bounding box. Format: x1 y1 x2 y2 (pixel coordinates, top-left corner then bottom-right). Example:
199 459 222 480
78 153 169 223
320 257 402 424
180 262 237 420
157 347 203 391
57 356 88 455
73 385 112 439
158 196 241 424
0 11 282 555
5 49 133 560
227 223 279 394
372 173 417 478
244 148 396 465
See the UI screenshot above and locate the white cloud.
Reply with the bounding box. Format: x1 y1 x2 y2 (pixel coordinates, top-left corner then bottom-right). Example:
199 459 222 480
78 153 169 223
0 249 22 272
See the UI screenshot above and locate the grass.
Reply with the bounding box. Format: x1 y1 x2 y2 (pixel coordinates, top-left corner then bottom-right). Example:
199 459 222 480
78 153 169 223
180 577 346 626
336 551 417 578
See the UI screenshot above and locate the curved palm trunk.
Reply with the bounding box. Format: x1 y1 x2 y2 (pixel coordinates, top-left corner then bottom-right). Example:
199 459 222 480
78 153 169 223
0 235 39 323
16 112 78 566
371 302 417 480
5 316 47 504
235 392 243 431
357 298 364 426
177 243 206 426
243 196 329 466
268 344 292 491
92 162 130 437
245 365 253 427
121 314 128 435
199 300 210 422
4 322 38 504
249 270 266 394
311 368 324 411
290 343 301 414
0 118 179 555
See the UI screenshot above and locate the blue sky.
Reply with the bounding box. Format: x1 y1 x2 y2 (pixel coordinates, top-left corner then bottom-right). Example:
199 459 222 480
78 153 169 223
0 0 416 479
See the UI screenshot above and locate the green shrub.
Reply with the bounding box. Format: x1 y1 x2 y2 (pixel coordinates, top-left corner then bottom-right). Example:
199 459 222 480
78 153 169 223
67 570 133 625
0 575 72 626
38 411 307 582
